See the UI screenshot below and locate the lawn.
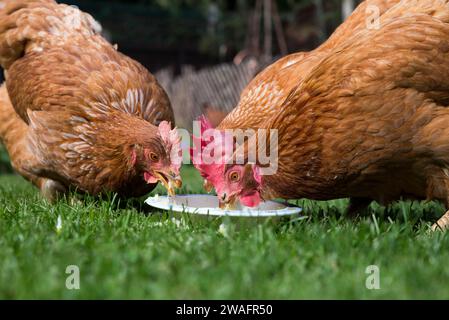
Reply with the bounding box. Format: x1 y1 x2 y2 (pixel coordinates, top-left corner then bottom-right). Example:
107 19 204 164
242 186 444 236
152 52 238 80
1 165 449 299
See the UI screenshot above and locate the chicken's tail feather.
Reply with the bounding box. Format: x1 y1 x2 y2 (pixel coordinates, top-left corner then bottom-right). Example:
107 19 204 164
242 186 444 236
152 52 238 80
0 0 102 69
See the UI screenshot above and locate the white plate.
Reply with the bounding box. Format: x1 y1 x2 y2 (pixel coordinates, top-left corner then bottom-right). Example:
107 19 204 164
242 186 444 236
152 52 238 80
145 194 302 217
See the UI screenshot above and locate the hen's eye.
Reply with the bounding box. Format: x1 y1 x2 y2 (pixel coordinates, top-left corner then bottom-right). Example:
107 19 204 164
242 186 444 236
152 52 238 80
229 171 240 182
150 152 159 162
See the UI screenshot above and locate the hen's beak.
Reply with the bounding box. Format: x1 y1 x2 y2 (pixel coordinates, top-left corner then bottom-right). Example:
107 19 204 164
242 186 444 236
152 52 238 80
218 193 238 210
203 180 214 193
154 170 182 196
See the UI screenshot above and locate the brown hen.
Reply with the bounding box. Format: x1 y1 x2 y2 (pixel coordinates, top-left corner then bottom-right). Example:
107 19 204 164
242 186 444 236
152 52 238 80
0 0 182 201
193 0 400 205
224 0 449 230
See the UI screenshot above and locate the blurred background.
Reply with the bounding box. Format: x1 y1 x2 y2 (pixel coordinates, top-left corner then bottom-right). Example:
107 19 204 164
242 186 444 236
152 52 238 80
0 0 361 174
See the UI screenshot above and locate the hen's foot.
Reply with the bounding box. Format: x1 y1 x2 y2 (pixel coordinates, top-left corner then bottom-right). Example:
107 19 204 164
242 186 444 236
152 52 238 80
40 179 68 203
432 211 449 232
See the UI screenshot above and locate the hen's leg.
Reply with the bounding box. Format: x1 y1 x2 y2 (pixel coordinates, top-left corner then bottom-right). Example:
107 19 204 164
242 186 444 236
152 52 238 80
37 178 68 203
6 132 68 202
6 138 68 203
7 142 69 203
430 179 449 231
347 197 372 218
9 150 69 202
430 184 449 231
432 212 449 231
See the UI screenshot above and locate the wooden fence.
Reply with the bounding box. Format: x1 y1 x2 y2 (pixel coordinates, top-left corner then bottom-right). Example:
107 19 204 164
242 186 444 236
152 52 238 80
155 61 260 131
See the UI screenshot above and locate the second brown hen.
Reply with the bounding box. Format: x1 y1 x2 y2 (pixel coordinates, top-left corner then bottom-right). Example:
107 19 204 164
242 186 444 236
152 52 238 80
202 0 449 231
193 0 401 209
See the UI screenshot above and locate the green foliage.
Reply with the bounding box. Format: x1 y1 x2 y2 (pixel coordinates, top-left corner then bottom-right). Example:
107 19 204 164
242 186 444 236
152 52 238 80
0 166 448 299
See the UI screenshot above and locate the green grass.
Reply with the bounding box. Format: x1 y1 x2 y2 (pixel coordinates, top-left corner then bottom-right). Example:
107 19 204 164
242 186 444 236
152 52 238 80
1 165 449 299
